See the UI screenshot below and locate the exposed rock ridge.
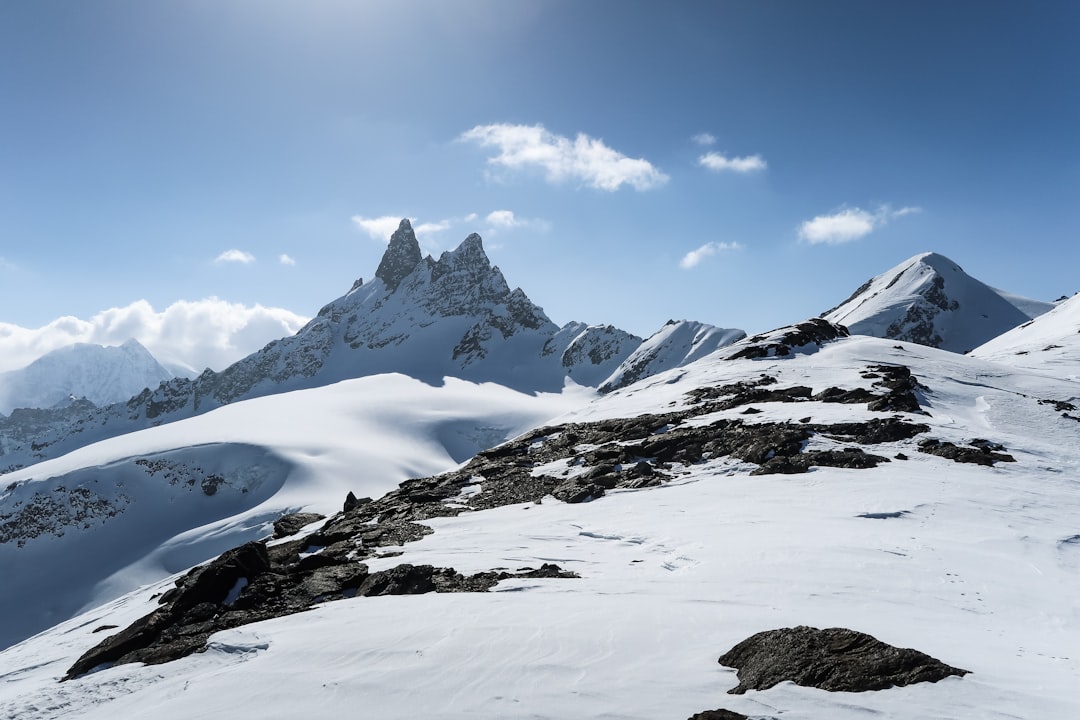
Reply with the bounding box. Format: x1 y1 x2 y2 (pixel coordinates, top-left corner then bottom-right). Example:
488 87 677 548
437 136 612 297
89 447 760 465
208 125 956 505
374 218 423 290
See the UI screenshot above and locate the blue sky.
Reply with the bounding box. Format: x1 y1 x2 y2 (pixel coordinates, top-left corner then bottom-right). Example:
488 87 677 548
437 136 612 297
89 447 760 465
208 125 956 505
1 1 1077 371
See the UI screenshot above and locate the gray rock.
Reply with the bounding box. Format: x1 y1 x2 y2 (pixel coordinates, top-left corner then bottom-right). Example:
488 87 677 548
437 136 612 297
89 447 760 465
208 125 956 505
717 626 968 694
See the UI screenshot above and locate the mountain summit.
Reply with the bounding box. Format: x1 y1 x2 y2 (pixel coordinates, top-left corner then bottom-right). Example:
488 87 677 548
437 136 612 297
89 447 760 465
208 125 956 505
374 218 423 290
822 252 1053 352
0 339 172 415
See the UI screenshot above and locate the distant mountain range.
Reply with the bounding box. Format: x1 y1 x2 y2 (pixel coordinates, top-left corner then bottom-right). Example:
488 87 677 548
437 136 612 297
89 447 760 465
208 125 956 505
0 220 745 472
0 339 173 416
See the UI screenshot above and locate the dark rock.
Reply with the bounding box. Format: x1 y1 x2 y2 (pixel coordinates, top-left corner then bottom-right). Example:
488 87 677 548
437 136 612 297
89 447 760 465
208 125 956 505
727 319 849 360
717 626 968 694
374 219 423 291
918 438 1015 465
688 711 749 720
200 474 224 496
272 512 326 539
342 491 371 512
552 479 605 503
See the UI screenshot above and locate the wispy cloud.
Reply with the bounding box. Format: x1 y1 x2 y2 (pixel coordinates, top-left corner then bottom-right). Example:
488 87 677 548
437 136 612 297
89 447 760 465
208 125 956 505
698 152 767 173
459 123 668 192
483 209 550 234
0 299 309 374
351 215 406 242
692 133 717 147
680 241 744 269
798 205 921 245
214 249 255 264
278 254 296 266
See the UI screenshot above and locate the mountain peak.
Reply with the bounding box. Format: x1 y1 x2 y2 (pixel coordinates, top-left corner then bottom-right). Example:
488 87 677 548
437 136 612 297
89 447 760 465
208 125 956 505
375 219 423 291
822 251 1045 352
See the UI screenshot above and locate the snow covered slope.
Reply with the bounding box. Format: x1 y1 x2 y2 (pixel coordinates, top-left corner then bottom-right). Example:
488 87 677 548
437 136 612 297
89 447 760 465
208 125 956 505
0 339 172 414
970 292 1080 380
822 252 1053 352
599 319 746 392
0 374 585 650
0 220 653 473
3 320 1078 720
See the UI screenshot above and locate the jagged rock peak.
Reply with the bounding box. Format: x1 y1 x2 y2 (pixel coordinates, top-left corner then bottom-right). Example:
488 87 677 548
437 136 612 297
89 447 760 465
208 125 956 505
433 233 490 277
375 219 423 291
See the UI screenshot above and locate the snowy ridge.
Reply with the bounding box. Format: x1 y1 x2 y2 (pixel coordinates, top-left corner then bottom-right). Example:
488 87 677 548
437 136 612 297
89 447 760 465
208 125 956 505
599 320 746 392
822 252 1051 352
0 339 172 415
970 291 1080 380
2 328 1079 719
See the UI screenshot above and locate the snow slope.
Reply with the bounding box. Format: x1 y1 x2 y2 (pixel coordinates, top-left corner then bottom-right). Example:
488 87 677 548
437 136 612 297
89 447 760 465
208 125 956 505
0 339 172 415
970 292 1080 380
0 375 586 650
2 325 1078 720
823 252 1053 352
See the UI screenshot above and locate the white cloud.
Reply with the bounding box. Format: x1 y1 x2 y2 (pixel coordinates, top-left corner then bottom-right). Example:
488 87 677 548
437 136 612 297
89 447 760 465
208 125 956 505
0 299 309 375
692 133 717 146
415 220 453 236
679 241 744 269
698 152 767 173
459 123 668 191
485 210 521 229
215 249 256 264
464 212 479 222
278 254 296 266
798 205 921 245
351 215 406 243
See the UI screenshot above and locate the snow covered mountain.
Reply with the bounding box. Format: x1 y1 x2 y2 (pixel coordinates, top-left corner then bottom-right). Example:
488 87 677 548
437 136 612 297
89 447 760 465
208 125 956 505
970 291 1080 380
600 319 746 392
0 339 172 415
1 220 744 473
3 316 1079 719
822 252 1054 352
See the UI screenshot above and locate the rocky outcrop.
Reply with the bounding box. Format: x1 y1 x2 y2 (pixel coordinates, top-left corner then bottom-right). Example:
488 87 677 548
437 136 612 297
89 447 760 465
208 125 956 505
374 219 423 290
717 626 968 693
725 319 849 360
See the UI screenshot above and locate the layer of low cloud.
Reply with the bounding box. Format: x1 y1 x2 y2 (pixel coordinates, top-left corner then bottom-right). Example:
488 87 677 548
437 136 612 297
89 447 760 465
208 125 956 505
680 241 744 269
459 123 668 191
698 152 767 173
0 299 309 375
692 133 717 147
799 205 921 245
215 249 256 264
